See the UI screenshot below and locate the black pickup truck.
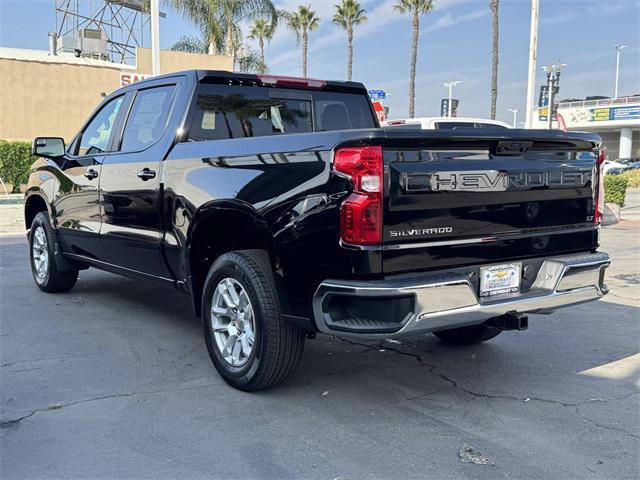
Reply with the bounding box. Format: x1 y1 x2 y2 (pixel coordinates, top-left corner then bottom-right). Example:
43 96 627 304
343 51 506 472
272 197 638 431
26 70 610 391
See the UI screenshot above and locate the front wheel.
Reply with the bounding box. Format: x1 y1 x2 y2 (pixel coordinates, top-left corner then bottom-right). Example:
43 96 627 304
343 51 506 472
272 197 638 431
29 212 78 293
202 250 305 391
433 323 502 346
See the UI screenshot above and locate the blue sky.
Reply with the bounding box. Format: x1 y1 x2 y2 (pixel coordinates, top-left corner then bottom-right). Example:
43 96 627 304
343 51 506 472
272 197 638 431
1 0 639 124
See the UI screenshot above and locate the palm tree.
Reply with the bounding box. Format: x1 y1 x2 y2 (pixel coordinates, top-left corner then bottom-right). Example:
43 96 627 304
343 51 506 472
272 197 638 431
236 45 268 73
489 0 500 119
169 0 223 55
248 18 275 68
170 35 208 54
217 0 278 60
333 0 367 81
170 0 277 61
286 5 320 77
394 0 434 118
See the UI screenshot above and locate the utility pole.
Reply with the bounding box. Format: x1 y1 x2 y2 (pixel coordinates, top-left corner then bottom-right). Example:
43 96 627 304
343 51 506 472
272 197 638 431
150 0 161 76
443 81 462 118
508 108 519 128
614 44 627 98
525 0 539 128
542 63 566 130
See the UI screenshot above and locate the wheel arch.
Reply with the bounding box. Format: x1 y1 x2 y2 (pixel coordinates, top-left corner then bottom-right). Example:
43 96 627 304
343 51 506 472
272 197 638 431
24 192 52 230
186 200 276 317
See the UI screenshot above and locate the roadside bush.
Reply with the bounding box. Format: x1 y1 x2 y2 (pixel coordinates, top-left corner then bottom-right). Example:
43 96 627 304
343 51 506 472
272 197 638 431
0 140 35 193
619 169 640 188
604 174 628 207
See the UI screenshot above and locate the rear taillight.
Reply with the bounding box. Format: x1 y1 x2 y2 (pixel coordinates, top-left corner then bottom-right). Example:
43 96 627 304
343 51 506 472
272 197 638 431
594 149 605 225
334 146 383 245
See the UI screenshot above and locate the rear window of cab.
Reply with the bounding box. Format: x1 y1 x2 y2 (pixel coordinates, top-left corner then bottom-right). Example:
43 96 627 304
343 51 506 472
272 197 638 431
186 84 376 141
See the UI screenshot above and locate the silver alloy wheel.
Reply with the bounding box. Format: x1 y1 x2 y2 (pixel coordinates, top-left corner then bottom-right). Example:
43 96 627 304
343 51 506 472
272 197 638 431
210 277 256 367
32 226 49 280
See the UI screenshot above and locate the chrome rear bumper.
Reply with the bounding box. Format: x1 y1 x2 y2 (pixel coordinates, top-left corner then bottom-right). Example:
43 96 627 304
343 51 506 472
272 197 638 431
312 252 610 339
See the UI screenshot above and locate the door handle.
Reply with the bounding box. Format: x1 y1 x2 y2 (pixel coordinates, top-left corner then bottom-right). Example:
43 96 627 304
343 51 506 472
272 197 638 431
84 169 99 180
137 168 156 181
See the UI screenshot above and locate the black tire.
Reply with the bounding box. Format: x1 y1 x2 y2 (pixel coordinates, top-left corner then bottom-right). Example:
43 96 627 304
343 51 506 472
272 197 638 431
433 323 502 346
29 212 78 293
202 249 305 391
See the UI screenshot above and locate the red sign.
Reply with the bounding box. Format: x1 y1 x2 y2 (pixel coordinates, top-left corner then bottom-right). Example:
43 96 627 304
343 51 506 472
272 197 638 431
120 72 152 87
372 101 385 123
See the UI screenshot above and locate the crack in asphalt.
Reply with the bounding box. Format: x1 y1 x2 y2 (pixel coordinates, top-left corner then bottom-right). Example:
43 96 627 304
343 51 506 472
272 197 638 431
0 383 223 428
1 354 92 368
334 336 640 441
571 406 640 441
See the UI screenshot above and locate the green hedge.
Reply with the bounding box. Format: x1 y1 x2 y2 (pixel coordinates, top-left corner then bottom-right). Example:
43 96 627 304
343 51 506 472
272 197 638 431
604 174 628 207
0 140 36 193
619 169 640 188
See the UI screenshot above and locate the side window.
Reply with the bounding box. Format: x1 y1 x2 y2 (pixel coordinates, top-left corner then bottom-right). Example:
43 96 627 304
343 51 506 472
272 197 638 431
120 85 176 152
77 96 124 156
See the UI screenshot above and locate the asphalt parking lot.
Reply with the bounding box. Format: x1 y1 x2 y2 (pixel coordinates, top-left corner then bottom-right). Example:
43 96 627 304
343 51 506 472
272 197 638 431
1 223 638 479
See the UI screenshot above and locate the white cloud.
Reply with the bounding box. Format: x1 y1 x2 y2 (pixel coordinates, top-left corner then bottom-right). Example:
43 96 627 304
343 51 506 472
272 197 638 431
543 0 638 25
267 0 483 72
541 12 579 26
423 9 488 34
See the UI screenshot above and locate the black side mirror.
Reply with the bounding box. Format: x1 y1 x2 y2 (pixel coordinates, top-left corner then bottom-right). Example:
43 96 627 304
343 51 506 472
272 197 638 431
32 137 65 159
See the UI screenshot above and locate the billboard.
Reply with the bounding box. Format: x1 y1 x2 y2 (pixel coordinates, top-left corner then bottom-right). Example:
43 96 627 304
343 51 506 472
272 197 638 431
563 105 640 125
589 105 640 122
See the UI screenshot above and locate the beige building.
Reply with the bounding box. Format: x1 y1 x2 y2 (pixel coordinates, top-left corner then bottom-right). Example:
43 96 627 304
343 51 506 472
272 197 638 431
0 47 233 141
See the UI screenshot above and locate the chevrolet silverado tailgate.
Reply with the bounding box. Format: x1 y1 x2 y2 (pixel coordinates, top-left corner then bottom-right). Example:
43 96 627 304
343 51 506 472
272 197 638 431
381 129 601 274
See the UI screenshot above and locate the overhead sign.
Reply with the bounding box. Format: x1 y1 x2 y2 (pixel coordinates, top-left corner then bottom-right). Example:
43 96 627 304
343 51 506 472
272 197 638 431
372 100 386 123
120 72 152 87
368 90 386 101
440 98 459 117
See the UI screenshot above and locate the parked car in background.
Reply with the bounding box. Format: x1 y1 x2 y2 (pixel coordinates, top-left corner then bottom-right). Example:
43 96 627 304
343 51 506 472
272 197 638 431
382 116 512 130
605 157 639 175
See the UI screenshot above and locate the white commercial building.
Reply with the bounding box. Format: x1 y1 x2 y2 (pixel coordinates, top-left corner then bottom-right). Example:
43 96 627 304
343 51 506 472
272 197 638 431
533 96 640 160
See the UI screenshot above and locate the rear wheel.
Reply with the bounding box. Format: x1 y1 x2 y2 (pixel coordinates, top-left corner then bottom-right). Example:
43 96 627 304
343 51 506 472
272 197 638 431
202 250 305 391
433 323 501 346
29 212 78 293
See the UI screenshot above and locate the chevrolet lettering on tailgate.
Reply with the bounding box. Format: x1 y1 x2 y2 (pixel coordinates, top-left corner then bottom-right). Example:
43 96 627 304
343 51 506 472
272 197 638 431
403 169 592 192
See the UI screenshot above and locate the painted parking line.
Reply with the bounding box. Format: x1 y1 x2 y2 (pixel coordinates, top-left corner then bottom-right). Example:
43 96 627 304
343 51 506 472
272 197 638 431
579 353 640 381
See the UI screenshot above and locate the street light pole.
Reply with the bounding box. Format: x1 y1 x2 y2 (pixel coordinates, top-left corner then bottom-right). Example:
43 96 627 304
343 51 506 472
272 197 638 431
150 0 161 76
508 109 519 128
525 0 539 128
614 44 627 99
443 81 462 117
542 63 566 130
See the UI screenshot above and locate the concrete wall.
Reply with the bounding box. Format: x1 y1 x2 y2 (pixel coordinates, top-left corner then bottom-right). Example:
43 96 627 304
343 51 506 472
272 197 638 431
136 48 232 75
0 48 232 142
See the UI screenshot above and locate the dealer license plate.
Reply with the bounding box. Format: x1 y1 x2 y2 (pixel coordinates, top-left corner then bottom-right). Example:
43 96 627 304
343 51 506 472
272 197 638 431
479 263 521 297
